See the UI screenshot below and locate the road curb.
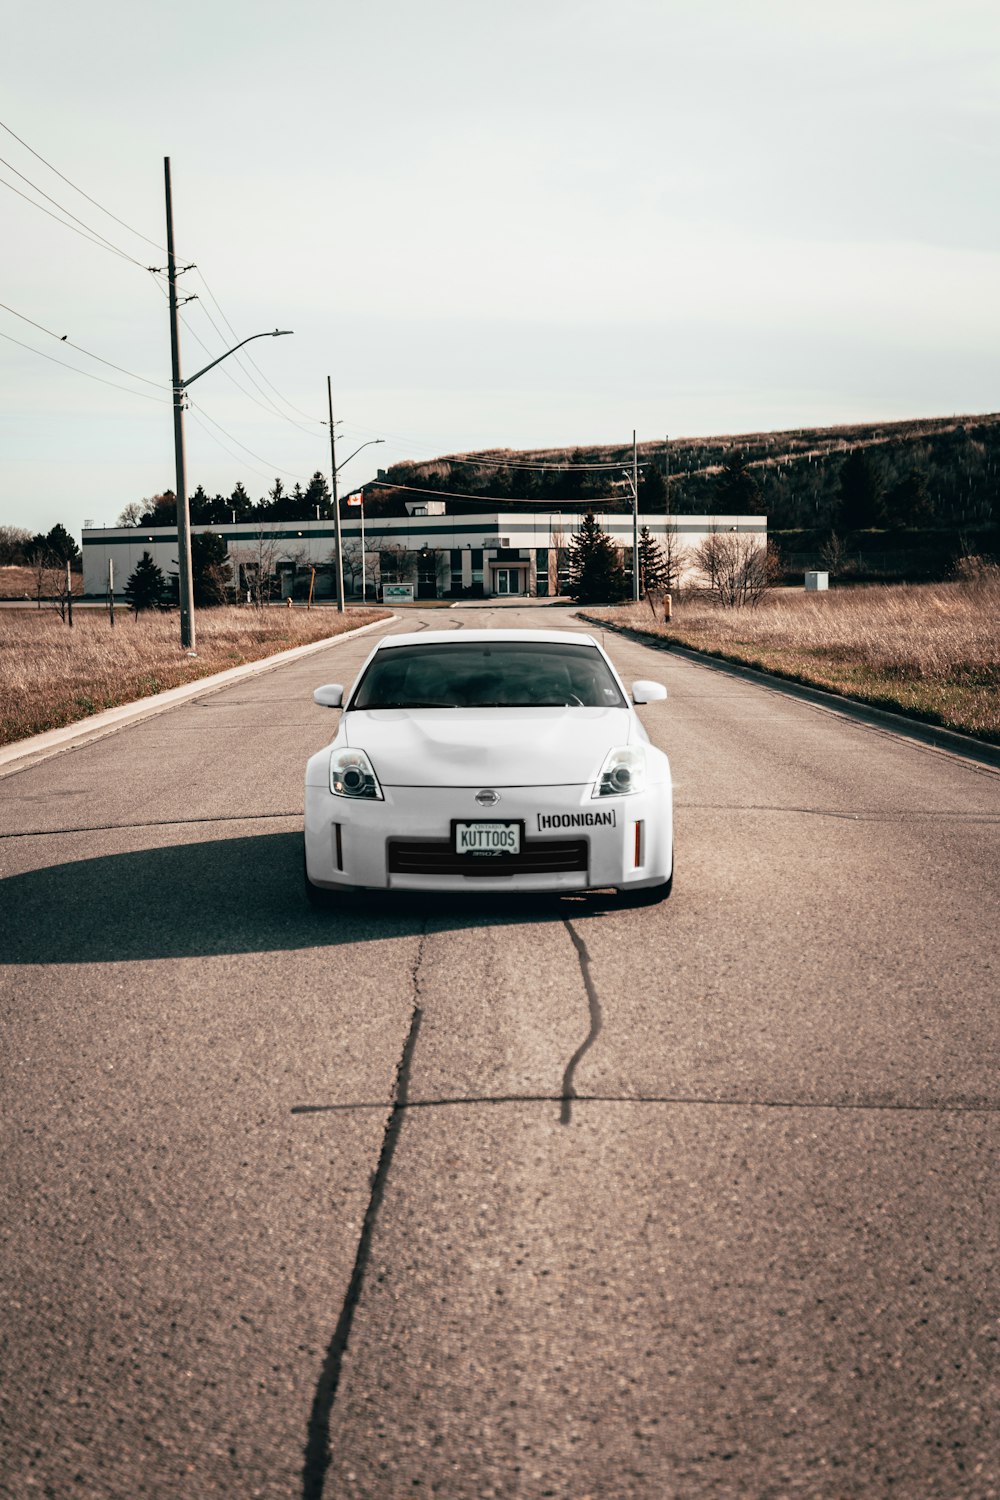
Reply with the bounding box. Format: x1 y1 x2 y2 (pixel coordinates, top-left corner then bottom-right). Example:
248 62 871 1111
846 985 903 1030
581 615 1000 772
0 613 393 780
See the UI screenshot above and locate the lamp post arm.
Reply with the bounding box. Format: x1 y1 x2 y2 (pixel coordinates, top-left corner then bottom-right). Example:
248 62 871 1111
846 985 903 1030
336 438 385 474
181 330 293 390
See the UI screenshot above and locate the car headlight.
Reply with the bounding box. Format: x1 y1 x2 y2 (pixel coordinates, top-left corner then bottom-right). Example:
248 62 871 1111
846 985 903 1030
593 745 646 797
329 748 383 800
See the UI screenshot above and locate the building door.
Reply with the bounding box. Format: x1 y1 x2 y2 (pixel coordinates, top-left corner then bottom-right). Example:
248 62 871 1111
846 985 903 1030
417 551 438 599
494 568 522 595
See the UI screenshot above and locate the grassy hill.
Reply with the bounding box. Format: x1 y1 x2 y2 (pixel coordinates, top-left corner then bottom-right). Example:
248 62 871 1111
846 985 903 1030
367 411 1000 539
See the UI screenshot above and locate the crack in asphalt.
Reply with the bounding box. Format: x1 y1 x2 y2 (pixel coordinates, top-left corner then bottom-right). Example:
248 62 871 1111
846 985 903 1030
301 929 426 1500
560 919 603 1125
292 1092 1000 1115
679 803 1000 824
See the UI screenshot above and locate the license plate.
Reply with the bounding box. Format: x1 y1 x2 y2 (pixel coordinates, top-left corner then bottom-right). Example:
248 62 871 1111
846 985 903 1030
453 820 522 856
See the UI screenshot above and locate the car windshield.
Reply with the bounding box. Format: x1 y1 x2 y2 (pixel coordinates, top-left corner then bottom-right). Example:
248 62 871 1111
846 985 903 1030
350 640 627 710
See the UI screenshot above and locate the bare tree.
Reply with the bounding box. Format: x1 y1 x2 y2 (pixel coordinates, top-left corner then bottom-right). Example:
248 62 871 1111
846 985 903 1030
375 540 414 589
116 501 145 527
0 525 32 564
818 529 848 576
659 523 689 594
692 531 774 608
26 542 64 613
549 519 568 596
341 540 364 597
229 524 284 608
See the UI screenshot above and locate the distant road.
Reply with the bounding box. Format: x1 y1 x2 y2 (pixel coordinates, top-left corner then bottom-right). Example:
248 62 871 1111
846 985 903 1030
2 603 998 1499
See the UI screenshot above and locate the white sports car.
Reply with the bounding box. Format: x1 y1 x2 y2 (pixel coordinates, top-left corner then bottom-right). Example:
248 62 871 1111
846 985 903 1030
304 629 673 902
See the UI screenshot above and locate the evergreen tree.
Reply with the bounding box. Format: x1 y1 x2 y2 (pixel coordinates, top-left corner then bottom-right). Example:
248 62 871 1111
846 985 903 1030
257 477 287 519
124 551 165 614
884 466 933 527
230 482 253 520
303 470 332 518
638 465 668 515
567 513 626 603
638 526 668 591
838 449 885 529
190 532 232 606
188 485 212 523
44 523 81 564
714 454 760 513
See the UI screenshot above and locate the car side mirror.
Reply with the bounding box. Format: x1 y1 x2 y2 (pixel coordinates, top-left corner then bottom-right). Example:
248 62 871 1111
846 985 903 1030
313 684 344 708
631 680 667 703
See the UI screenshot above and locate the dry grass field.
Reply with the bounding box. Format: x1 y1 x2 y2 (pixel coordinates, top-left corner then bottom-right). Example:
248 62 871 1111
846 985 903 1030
589 570 1000 743
0 605 389 746
0 565 83 598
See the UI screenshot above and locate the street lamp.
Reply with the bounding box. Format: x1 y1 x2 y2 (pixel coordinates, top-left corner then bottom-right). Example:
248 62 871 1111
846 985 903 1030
171 330 292 650
621 429 640 602
326 377 384 612
165 151 293 651
339 441 385 606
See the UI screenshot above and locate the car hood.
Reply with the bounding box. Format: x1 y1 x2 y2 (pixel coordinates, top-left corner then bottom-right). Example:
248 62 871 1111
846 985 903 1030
341 706 634 787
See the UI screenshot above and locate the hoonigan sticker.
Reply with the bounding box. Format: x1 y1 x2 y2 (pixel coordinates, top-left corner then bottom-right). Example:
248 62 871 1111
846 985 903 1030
537 810 616 830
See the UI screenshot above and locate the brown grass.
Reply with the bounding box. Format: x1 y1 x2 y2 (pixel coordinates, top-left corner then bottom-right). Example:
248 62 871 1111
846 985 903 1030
0 605 390 746
0 565 83 598
587 573 1000 743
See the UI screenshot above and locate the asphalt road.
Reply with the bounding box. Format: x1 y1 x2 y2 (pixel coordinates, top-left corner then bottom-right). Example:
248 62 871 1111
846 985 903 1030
1 602 998 1499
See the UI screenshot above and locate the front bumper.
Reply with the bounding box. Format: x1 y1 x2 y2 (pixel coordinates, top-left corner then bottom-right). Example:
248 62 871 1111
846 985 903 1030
304 780 672 893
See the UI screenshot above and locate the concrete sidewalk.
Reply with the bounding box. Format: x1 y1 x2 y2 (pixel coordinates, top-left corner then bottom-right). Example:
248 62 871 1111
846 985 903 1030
0 614 390 779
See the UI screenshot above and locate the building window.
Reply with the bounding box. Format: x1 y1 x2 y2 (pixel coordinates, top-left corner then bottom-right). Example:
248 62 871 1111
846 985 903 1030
450 548 463 594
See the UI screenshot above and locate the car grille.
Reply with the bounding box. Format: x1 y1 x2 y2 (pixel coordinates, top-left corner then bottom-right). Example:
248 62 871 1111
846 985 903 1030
387 838 588 878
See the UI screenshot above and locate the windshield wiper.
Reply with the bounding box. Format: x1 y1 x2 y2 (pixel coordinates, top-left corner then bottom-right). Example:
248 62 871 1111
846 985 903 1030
362 700 458 709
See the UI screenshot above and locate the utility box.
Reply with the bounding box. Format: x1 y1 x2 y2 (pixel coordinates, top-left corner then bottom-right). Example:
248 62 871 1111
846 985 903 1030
805 571 829 591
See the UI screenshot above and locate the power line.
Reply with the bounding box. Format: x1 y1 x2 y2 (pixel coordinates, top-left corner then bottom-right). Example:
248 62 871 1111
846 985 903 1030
188 293 320 436
0 298 168 389
0 117 172 255
177 306 321 432
0 328 171 403
185 407 290 487
0 159 150 269
151 273 323 444
438 452 650 472
336 419 650 473
192 268 324 426
368 479 628 506
187 398 310 480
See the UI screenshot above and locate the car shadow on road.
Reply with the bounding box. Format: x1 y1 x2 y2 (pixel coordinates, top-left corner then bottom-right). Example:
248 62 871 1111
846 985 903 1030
0 831 619 965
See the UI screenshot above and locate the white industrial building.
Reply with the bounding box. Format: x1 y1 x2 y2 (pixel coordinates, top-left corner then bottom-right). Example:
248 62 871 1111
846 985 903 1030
82 506 767 601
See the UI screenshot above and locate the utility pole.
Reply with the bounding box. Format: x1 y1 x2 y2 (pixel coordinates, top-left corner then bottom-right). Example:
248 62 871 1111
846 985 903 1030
632 429 640 602
160 159 291 647
164 157 196 651
327 377 345 613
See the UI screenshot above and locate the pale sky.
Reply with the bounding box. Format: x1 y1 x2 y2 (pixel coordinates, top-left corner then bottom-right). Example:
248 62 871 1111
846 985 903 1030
3 0 998 539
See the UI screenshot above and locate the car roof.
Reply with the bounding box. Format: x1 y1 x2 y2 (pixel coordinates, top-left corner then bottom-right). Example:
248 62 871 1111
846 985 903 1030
375 629 599 649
